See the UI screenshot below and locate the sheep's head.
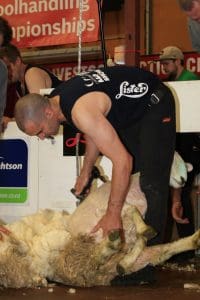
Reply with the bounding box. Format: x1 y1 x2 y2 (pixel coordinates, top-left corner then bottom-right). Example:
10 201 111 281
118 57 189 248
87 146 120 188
169 151 193 188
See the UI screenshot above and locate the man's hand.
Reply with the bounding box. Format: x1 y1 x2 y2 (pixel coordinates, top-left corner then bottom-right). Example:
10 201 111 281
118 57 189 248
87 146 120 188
91 212 123 238
171 201 189 224
1 116 12 132
73 172 91 198
171 187 189 224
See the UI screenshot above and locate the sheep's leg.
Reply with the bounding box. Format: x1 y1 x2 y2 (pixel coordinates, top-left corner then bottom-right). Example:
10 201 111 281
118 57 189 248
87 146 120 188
131 206 157 240
94 230 122 265
115 207 157 275
94 207 157 272
149 228 200 266
117 235 146 275
128 229 200 273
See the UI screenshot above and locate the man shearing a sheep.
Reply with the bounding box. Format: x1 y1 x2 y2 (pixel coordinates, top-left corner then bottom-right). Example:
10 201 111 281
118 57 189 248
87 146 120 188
14 65 176 284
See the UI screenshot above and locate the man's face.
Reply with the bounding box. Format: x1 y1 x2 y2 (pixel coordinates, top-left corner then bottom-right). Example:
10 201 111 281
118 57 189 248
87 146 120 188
160 59 178 77
8 58 21 83
24 113 60 140
2 56 21 82
186 0 200 22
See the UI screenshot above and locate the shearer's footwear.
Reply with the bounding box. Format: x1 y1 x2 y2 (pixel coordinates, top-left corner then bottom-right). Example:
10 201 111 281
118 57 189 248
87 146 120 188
167 250 195 264
110 265 156 286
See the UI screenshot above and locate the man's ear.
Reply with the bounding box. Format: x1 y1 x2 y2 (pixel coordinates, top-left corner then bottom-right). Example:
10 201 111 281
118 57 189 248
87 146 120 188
44 106 53 119
15 56 22 65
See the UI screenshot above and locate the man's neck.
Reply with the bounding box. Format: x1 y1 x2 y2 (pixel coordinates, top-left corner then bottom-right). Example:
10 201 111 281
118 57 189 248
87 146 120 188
50 95 67 123
20 63 27 83
175 65 184 80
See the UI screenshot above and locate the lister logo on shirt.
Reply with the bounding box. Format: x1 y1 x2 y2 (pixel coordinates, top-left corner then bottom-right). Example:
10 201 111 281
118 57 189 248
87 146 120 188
116 81 149 99
0 139 28 203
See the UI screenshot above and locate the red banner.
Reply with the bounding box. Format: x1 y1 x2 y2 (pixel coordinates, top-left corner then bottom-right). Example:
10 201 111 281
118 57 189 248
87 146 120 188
46 60 104 81
0 0 99 48
44 52 200 81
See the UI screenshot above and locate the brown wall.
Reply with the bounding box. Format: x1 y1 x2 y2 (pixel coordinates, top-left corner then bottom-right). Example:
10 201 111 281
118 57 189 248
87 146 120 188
103 0 195 60
152 0 192 53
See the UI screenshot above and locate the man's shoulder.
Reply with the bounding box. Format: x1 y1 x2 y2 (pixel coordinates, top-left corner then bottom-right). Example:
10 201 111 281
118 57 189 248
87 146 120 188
0 59 8 78
179 69 199 80
188 18 200 30
25 65 47 74
188 18 200 38
0 59 7 71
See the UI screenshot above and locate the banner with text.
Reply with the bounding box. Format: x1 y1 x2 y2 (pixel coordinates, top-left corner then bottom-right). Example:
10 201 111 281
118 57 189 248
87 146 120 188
44 52 200 81
46 60 104 81
0 0 99 48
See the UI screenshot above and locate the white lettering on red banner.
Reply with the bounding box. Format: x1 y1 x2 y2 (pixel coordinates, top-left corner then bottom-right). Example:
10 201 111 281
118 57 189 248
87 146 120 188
0 0 99 48
44 53 200 82
46 61 104 81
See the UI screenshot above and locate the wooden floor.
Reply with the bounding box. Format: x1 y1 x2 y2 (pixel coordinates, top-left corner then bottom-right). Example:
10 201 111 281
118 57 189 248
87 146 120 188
0 261 200 300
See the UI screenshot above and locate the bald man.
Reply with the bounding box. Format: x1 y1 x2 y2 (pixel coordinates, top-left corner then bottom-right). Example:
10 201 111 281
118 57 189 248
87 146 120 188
14 65 176 242
14 65 176 284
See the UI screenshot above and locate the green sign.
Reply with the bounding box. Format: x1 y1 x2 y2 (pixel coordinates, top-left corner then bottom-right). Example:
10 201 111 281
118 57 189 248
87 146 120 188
0 188 28 203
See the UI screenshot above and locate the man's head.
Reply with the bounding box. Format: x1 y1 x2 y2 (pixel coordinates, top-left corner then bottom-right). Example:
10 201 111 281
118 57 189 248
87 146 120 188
159 46 184 80
0 17 12 47
14 93 61 139
178 0 200 22
0 44 23 82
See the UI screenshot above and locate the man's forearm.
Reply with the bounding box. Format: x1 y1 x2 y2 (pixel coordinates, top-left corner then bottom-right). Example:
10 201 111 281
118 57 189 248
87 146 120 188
81 134 100 175
171 187 181 204
107 157 132 216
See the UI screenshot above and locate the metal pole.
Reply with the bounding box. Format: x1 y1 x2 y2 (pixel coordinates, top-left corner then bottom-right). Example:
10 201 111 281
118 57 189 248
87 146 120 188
124 0 140 66
96 0 107 67
145 0 152 55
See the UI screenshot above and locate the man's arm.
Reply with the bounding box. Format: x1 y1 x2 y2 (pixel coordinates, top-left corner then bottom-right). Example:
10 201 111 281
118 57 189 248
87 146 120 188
72 92 133 236
25 67 52 93
171 187 189 224
73 134 100 196
0 60 8 133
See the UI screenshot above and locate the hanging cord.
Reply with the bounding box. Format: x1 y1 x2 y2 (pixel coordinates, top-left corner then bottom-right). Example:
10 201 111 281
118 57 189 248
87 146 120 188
96 0 107 67
77 0 83 75
72 0 107 205
75 0 83 178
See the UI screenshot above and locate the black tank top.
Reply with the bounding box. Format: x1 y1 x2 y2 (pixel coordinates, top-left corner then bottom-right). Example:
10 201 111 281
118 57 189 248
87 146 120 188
50 65 163 131
23 64 62 95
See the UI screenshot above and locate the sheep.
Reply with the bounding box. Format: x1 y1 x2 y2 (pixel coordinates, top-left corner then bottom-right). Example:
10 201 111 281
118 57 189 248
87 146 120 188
0 152 199 288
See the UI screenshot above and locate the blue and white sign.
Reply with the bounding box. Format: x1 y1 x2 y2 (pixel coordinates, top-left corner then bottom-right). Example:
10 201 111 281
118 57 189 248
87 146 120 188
0 139 28 203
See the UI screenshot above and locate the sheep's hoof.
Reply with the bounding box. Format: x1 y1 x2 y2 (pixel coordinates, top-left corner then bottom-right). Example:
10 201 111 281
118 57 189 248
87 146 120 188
142 226 157 241
108 230 120 242
192 229 200 248
116 264 125 275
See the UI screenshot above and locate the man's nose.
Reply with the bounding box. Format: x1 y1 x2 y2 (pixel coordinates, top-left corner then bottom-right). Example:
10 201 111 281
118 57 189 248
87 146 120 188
38 133 45 140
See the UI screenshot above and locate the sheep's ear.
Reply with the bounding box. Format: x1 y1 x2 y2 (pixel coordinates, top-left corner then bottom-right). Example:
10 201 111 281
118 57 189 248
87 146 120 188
186 163 193 173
